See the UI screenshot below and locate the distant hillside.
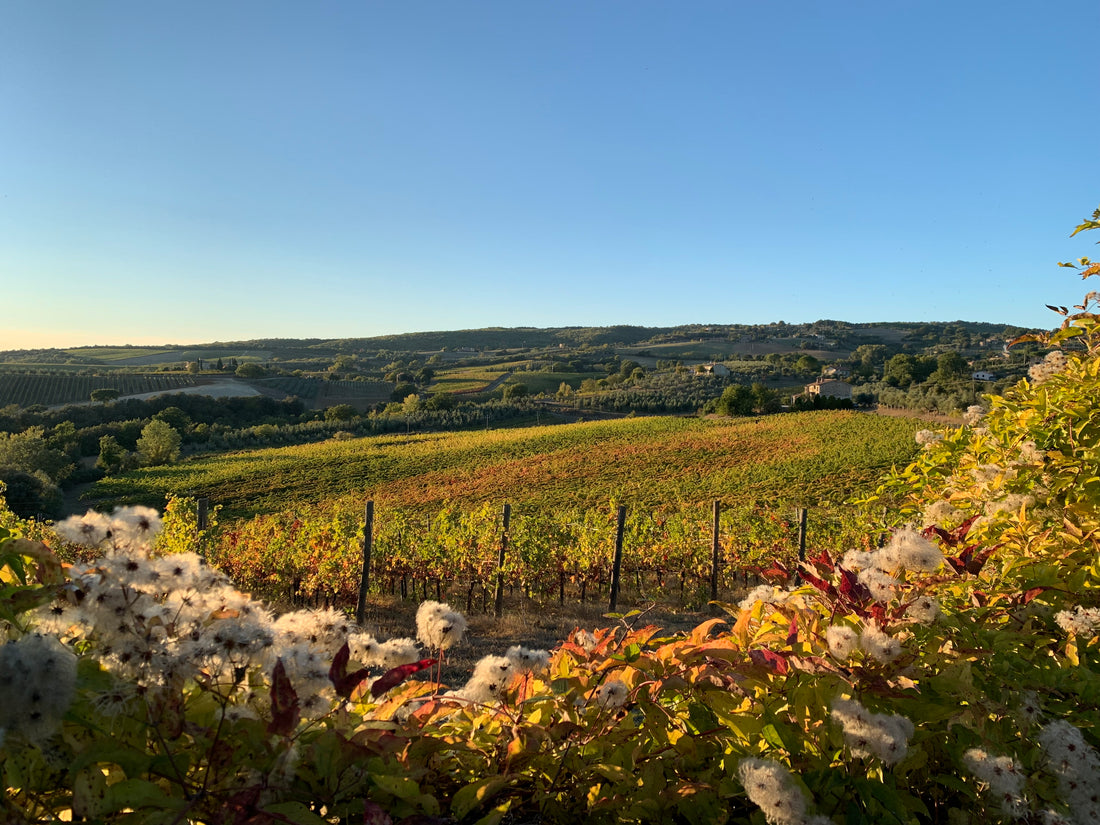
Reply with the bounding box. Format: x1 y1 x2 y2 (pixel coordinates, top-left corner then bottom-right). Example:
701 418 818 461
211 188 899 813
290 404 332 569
0 319 1036 364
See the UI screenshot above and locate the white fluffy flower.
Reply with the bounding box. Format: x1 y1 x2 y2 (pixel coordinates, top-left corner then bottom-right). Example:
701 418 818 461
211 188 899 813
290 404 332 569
737 757 807 825
831 697 913 765
906 595 941 625
840 549 877 571
963 405 985 427
916 429 944 447
53 510 114 548
739 585 789 611
860 623 901 664
415 601 467 651
923 499 964 528
377 638 421 669
505 645 550 673
1018 440 1045 464
885 528 944 573
1054 605 1100 637
574 629 598 652
963 747 1027 819
1037 720 1100 821
595 679 630 710
826 624 860 660
857 568 899 603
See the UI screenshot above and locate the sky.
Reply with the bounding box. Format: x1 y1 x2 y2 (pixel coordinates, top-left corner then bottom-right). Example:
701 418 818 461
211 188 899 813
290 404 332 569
2 1 1098 350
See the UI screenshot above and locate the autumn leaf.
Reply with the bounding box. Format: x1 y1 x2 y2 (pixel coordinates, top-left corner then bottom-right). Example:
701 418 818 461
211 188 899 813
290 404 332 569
370 658 437 698
268 659 300 736
328 641 373 699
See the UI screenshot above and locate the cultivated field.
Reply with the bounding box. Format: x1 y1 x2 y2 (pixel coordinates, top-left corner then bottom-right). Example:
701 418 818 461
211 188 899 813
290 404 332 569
86 410 923 518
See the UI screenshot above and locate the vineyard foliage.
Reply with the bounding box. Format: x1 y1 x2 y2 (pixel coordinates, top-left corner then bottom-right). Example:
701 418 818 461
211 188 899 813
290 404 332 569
0 373 197 408
88 411 923 518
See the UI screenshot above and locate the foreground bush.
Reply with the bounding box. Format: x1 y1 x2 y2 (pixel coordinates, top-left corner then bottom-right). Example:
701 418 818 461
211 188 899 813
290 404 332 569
2 210 1099 823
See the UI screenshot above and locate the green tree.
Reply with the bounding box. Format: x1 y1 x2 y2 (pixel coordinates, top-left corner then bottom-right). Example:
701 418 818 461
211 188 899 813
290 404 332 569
883 353 917 387
932 350 967 382
324 404 357 422
794 355 821 376
136 420 181 466
0 427 72 483
391 382 417 401
0 469 62 519
154 406 192 433
503 383 529 400
235 363 265 378
96 435 129 475
90 388 121 403
751 382 782 413
715 384 755 416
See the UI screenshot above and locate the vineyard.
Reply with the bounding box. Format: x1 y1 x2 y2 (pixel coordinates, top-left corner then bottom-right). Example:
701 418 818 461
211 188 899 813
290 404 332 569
174 496 876 613
0 372 198 408
252 376 393 408
86 410 924 518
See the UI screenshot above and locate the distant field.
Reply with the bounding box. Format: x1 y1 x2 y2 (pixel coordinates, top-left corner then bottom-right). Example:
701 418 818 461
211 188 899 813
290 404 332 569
253 376 393 410
62 347 180 362
0 373 198 408
431 367 510 394
503 371 589 394
638 340 844 360
87 411 924 519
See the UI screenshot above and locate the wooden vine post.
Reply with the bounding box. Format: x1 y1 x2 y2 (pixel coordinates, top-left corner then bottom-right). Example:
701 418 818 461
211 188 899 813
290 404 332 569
793 506 808 586
797 507 808 562
710 500 721 612
493 503 511 618
355 500 374 626
608 505 627 613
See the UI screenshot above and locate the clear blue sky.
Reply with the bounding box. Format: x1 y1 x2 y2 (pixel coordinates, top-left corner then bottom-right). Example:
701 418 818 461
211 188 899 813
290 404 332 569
2 1 1097 349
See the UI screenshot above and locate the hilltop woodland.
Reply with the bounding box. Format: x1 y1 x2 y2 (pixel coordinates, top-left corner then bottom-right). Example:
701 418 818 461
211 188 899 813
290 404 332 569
0 307 1039 520
0 206 1098 824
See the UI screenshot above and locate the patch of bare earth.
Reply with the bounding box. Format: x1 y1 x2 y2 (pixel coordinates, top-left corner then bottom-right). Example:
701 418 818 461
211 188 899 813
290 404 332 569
358 593 713 687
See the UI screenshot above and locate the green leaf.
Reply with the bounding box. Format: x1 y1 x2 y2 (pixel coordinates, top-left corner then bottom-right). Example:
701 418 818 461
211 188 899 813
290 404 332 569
70 741 153 779
102 778 186 812
452 776 511 820
259 801 331 825
371 773 423 802
761 723 788 751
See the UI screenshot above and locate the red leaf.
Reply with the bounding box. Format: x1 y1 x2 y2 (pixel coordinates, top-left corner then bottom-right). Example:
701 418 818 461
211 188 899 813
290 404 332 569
838 567 872 603
923 515 978 548
370 658 437 698
786 617 798 647
361 801 393 825
268 659 299 736
329 642 374 699
1023 587 1047 604
966 544 999 575
807 548 834 571
749 648 789 675
756 561 789 583
797 566 838 599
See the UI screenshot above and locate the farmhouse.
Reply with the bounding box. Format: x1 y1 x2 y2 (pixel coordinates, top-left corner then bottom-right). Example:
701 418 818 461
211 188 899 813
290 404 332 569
805 379 853 400
972 371 997 381
697 363 731 377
